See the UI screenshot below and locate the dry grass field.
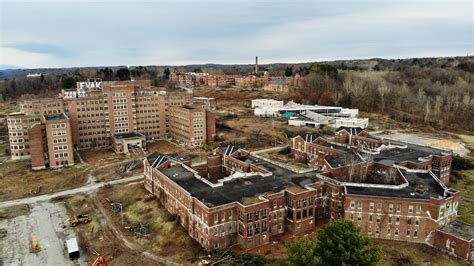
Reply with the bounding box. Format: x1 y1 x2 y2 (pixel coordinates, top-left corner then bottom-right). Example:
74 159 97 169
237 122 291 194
0 160 89 201
61 182 204 265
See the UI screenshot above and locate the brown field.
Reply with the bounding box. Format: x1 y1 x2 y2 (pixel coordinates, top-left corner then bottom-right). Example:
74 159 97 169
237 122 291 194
62 182 204 265
0 204 30 219
373 239 465 266
0 160 89 201
78 147 126 166
61 193 159 265
146 140 185 154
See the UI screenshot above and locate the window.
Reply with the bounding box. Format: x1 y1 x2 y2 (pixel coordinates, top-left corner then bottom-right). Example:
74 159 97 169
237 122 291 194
369 214 373 223
415 205 421 214
376 215 381 223
255 223 260 234
350 201 355 209
358 201 363 209
261 209 267 219
369 202 374 212
396 205 401 213
296 200 301 208
286 198 293 208
357 213 362 222
389 204 394 212
368 227 372 235
221 211 225 222
247 226 253 236
396 216 400 224
247 213 252 222
254 211 259 220
406 228 411 237
408 205 413 214
262 221 267 232
350 213 354 220
414 229 418 238
377 203 382 213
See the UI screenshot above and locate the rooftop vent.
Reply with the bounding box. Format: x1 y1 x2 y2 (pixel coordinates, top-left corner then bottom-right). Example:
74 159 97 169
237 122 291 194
415 185 427 194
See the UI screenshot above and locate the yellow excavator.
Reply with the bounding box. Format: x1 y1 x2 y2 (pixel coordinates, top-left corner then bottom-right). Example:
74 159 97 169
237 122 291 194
63 214 92 227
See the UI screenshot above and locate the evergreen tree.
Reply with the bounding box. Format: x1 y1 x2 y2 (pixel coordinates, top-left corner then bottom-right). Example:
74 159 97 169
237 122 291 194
116 68 131 81
282 220 380 266
163 68 171 78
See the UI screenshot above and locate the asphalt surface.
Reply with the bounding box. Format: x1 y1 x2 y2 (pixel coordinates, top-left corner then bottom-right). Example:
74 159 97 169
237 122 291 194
0 202 83 266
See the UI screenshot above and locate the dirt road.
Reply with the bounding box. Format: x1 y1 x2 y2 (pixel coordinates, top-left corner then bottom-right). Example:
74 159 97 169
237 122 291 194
0 174 143 209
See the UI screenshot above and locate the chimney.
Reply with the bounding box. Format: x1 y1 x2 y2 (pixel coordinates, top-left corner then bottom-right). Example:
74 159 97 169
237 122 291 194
255 56 259 74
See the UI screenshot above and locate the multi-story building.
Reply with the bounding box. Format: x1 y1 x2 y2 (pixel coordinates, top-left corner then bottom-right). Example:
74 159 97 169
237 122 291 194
170 57 270 88
292 128 453 184
143 140 470 260
7 79 216 169
169 104 216 147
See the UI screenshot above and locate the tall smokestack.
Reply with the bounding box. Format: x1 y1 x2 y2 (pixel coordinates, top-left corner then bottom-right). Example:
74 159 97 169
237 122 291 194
255 56 259 74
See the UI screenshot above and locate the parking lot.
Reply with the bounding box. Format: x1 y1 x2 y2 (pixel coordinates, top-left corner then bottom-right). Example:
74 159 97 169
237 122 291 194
0 202 85 265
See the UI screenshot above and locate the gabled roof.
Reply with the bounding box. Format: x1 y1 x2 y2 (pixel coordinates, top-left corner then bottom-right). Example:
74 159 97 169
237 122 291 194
218 143 245 156
294 133 321 143
146 152 182 168
336 126 364 136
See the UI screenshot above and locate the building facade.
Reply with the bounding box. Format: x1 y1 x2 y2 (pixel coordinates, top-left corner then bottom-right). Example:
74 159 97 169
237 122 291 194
7 79 216 169
143 140 466 259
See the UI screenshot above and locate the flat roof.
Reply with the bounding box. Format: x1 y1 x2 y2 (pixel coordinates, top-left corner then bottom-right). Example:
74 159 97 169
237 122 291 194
44 113 68 121
159 155 321 207
66 238 79 253
373 143 446 166
439 221 474 240
113 132 144 139
346 169 446 199
326 153 364 168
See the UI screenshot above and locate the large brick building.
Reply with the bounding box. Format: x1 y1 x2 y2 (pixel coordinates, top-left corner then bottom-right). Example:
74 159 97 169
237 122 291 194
7 79 216 169
143 137 471 260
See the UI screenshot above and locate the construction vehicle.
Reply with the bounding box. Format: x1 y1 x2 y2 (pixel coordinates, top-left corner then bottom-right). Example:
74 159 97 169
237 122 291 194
92 255 108 266
63 214 91 227
91 249 108 266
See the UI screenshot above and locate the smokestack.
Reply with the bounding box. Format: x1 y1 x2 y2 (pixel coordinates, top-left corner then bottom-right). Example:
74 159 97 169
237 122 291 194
255 56 259 74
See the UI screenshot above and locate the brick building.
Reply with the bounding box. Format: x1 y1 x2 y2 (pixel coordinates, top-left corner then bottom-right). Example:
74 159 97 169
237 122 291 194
7 80 216 169
143 140 467 259
169 104 216 147
428 221 474 260
292 128 453 184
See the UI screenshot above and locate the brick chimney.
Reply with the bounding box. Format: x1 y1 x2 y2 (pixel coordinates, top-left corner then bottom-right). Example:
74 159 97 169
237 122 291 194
255 56 259 74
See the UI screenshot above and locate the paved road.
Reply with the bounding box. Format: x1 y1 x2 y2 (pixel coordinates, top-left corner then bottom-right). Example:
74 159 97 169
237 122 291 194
0 174 144 209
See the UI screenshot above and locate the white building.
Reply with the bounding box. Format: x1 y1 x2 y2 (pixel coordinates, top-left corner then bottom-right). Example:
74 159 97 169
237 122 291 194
251 99 368 129
333 117 369 129
252 100 359 118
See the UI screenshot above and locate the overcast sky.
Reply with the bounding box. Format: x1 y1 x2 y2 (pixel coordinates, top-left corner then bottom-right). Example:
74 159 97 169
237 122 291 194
0 0 472 69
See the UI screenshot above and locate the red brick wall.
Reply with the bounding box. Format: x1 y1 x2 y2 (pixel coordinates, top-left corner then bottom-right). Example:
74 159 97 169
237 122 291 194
430 230 472 260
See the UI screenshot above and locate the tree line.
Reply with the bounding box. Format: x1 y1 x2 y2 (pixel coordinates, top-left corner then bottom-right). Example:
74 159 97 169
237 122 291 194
290 61 474 132
0 66 171 99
